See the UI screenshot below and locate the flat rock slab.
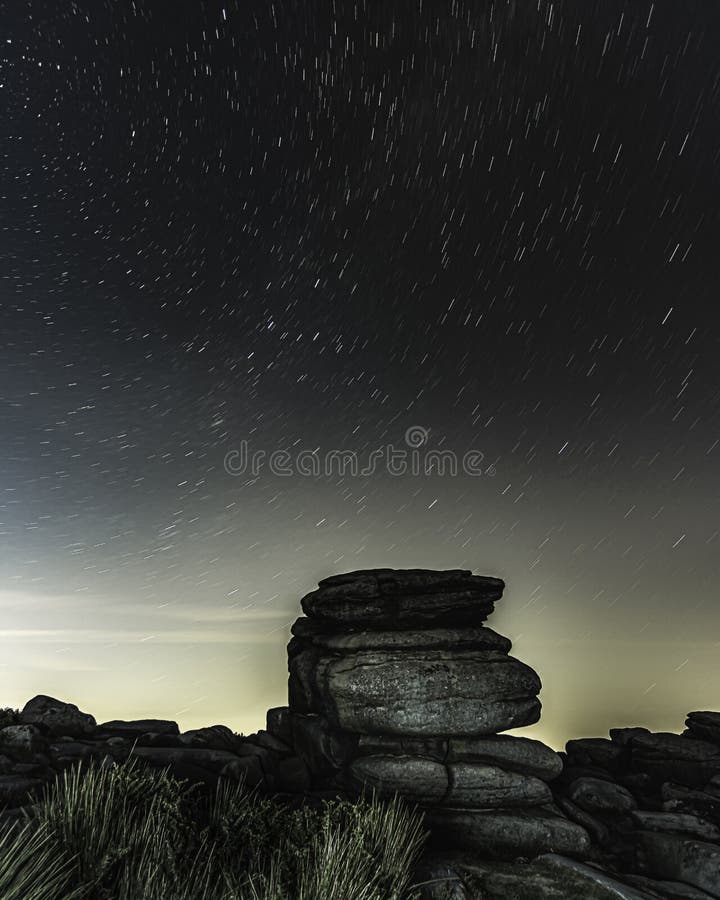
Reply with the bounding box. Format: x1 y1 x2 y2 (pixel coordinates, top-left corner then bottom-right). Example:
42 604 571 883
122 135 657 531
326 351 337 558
634 831 720 897
630 732 720 762
293 622 513 654
448 734 563 781
425 807 591 860
415 853 656 900
631 810 720 842
302 568 504 627
313 649 542 736
349 755 551 807
355 733 561 780
99 719 180 737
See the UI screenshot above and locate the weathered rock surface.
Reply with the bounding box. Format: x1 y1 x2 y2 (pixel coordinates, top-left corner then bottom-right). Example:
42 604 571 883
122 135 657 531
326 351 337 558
447 734 563 780
349 756 552 808
302 568 504 628
425 807 592 859
634 831 720 897
294 622 513 654
0 724 48 760
630 810 720 842
311 649 541 736
567 776 637 814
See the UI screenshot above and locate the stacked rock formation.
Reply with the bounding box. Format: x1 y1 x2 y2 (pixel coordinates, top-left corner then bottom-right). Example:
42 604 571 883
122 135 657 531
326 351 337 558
268 567 590 860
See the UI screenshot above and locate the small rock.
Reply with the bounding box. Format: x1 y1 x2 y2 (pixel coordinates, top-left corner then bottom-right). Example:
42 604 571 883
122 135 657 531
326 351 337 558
178 725 238 751
0 724 48 760
246 729 292 755
567 777 636 814
610 727 652 747
266 706 293 746
565 738 627 772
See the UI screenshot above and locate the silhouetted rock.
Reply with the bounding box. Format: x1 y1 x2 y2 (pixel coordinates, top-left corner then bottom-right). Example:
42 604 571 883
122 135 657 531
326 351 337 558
20 695 95 737
301 568 503 627
686 712 720 747
99 719 180 738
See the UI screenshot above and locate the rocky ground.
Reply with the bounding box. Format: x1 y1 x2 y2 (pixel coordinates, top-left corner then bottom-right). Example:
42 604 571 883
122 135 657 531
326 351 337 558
2 568 719 899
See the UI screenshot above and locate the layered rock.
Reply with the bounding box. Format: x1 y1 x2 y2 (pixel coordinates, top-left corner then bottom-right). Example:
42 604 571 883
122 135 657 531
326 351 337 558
271 567 589 861
551 715 720 899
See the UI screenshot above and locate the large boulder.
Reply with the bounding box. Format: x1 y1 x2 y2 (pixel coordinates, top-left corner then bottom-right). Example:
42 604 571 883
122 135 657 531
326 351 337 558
686 712 720 747
425 807 591 860
301 568 503 628
630 732 720 788
309 649 541 736
634 831 720 897
349 756 552 808
20 695 95 738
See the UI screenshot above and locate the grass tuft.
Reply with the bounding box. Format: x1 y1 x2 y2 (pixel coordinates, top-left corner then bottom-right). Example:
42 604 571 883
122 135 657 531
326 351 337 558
0 756 428 899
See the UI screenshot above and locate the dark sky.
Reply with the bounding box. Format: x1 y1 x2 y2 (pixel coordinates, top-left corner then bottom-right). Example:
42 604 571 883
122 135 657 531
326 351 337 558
2 1 719 744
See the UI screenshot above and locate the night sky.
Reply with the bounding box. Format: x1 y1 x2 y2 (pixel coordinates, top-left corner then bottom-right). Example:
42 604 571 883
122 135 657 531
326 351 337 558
2 1 719 746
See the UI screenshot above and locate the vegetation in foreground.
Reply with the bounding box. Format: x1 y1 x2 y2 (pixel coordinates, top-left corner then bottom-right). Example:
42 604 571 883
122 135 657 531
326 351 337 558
0 756 428 900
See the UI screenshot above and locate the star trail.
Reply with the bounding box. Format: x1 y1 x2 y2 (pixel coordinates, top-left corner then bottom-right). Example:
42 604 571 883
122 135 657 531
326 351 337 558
2 1 719 745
